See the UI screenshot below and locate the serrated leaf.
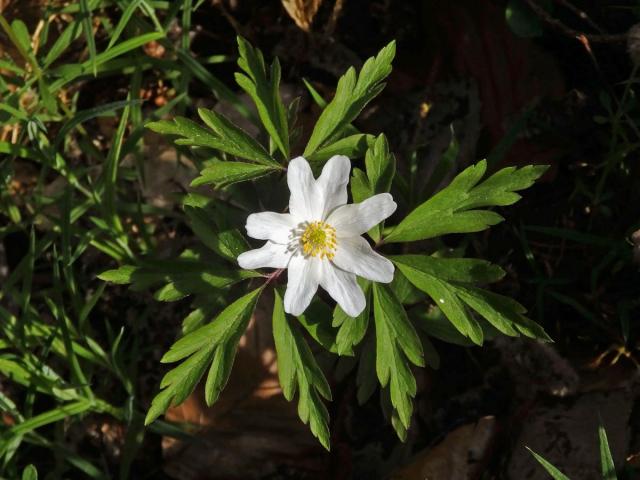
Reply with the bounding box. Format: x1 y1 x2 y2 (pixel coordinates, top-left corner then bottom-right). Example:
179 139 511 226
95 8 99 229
145 288 262 425
153 268 253 302
184 204 249 262
411 307 476 346
306 133 374 167
394 259 483 345
191 161 279 187
235 37 289 158
197 108 279 166
160 288 261 364
304 41 396 156
359 134 396 241
365 134 395 195
389 268 425 305
272 289 331 450
385 160 548 243
373 283 423 434
356 334 377 404
456 286 551 340
102 252 256 300
333 281 371 356
148 115 280 167
296 300 339 353
391 255 505 284
350 167 373 204
394 255 550 344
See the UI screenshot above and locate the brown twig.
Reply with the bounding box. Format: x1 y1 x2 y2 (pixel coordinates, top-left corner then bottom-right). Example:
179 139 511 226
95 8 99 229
524 0 627 44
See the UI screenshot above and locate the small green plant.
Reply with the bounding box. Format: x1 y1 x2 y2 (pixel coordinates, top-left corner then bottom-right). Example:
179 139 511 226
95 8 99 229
528 424 618 479
100 36 550 449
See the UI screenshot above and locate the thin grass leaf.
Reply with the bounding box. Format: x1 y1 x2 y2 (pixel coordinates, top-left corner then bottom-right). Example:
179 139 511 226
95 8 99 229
526 447 571 480
79 0 97 76
599 424 617 480
54 99 140 148
108 0 144 50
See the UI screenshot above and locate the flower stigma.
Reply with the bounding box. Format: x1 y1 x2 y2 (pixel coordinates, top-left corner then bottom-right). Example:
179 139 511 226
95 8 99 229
300 221 337 259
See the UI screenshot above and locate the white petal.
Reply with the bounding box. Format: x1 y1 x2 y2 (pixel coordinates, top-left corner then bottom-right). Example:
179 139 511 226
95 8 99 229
246 211 298 244
333 236 394 283
320 262 366 317
327 193 397 237
316 155 350 219
287 156 321 220
237 242 293 270
284 254 321 316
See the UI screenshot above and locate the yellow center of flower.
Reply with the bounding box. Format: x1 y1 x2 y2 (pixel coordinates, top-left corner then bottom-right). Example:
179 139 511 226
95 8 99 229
301 221 337 259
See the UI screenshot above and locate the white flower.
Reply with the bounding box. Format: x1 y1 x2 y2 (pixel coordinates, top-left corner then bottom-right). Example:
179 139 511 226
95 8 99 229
237 155 397 317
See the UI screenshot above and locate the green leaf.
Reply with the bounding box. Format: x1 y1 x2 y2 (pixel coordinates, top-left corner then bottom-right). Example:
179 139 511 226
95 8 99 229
198 108 279 166
5 399 96 439
365 134 395 195
455 286 551 340
306 134 374 167
385 160 548 243
235 36 289 158
108 0 144 50
272 289 331 450
389 269 425 305
362 134 396 241
599 424 617 480
372 283 423 434
54 99 140 148
50 32 164 91
99 252 257 300
10 20 31 53
148 114 280 167
153 267 254 302
184 203 249 262
333 281 371 356
79 0 97 76
393 258 483 345
350 167 373 204
411 300 475 346
176 48 250 119
527 447 571 480
303 41 395 156
391 255 505 284
393 255 550 344
296 300 339 353
145 288 262 424
356 334 377 404
22 465 37 480
43 20 82 68
97 265 137 284
191 161 279 187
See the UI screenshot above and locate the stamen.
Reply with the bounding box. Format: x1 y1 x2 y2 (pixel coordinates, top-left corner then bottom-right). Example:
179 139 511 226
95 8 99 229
300 221 337 260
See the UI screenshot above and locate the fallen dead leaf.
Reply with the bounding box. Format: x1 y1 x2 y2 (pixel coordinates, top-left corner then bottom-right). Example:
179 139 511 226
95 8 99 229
281 0 324 31
390 416 497 480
